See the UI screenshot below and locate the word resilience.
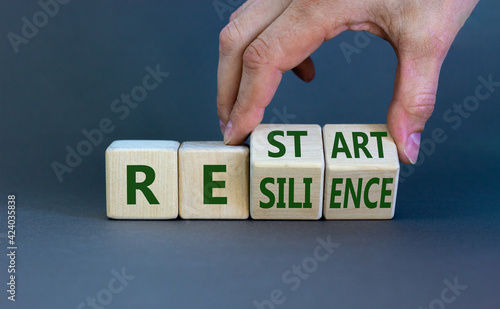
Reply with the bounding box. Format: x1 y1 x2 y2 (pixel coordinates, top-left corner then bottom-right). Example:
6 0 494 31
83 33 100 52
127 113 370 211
106 124 400 220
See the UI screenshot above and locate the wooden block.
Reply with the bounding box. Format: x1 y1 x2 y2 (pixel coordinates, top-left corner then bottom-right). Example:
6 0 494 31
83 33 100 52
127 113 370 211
105 140 179 219
178 141 249 219
250 124 325 220
322 124 399 219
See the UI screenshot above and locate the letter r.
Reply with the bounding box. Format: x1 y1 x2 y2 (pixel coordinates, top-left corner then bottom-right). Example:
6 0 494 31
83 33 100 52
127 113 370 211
127 165 160 205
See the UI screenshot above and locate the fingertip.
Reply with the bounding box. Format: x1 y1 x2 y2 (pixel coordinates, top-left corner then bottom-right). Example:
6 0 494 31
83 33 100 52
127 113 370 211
387 105 412 165
225 135 247 146
403 132 421 164
224 105 265 146
293 68 315 83
387 108 422 165
305 70 315 83
292 57 315 83
219 118 226 136
223 120 253 146
223 120 233 144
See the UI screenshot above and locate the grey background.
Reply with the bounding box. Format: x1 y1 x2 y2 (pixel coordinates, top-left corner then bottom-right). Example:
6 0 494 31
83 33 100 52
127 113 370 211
0 0 499 308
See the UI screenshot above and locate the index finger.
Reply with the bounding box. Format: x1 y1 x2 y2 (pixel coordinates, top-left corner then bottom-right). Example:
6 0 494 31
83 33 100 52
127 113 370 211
225 2 346 144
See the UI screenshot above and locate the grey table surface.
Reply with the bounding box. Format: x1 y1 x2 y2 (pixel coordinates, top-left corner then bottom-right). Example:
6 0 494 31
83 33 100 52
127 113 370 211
0 1 499 308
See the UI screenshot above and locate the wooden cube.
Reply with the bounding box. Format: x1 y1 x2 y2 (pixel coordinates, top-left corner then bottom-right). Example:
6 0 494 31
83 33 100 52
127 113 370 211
250 124 325 220
178 141 249 219
322 124 399 219
105 140 179 219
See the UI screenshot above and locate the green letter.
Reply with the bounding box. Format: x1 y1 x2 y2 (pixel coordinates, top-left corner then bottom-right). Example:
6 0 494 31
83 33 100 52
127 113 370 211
380 178 393 208
364 178 380 209
332 132 352 159
286 131 308 157
344 178 362 208
352 132 372 158
303 178 312 208
329 178 343 208
127 165 159 205
370 132 387 158
277 178 286 208
288 178 302 208
203 165 227 204
268 130 286 158
260 177 275 209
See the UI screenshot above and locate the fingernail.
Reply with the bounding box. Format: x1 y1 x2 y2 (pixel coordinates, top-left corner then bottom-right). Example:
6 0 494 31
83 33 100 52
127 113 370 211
219 119 226 135
404 132 421 164
224 120 233 145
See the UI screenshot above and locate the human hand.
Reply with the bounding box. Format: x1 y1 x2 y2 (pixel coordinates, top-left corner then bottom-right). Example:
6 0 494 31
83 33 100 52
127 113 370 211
217 0 479 164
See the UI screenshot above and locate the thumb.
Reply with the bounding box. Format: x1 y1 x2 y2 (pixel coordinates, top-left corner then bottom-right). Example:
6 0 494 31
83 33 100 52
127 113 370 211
387 54 444 165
